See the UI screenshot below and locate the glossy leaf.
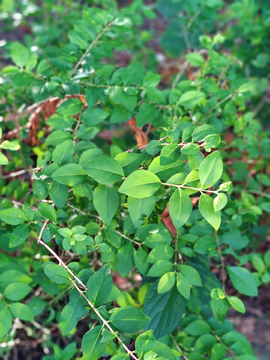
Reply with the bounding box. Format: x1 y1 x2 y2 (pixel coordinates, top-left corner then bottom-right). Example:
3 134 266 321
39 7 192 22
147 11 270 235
227 267 258 296
110 306 150 333
93 184 119 223
199 194 221 230
169 188 193 229
199 151 223 188
119 170 161 198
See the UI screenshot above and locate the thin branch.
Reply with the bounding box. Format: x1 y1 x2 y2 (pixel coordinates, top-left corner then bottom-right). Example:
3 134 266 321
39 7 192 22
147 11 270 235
169 333 188 360
70 22 113 78
162 182 218 194
202 94 233 120
71 279 139 360
113 229 141 246
38 235 88 291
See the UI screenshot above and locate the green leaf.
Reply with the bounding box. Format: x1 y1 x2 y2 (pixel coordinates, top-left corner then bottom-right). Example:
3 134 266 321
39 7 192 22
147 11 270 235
0 153 8 165
0 140 20 150
211 298 230 323
158 272 175 294
169 188 193 229
135 330 156 357
68 30 88 49
143 73 161 87
176 273 190 299
192 125 218 142
194 334 217 353
199 151 223 188
81 325 107 360
117 242 135 277
51 164 88 187
9 303 34 321
93 184 119 224
148 157 185 180
119 170 161 198
73 181 93 199
49 182 69 208
128 196 155 227
11 42 28 67
179 91 205 109
0 270 31 286
185 53 204 66
146 87 166 104
115 153 142 176
146 245 174 264
227 296 245 313
211 343 227 360
261 202 270 213
79 149 102 170
110 306 150 333
205 134 220 148
0 307 12 338
84 157 124 184
44 264 70 284
46 130 72 146
60 295 88 335
0 208 27 225
9 224 29 247
144 282 186 339
52 140 74 165
38 203 57 223
3 283 31 301
227 266 258 296
121 62 143 85
181 142 200 155
199 194 221 230
147 260 173 277
213 193 227 211
185 319 211 336
58 228 72 237
179 264 202 287
146 140 162 155
86 265 113 306
56 98 83 116
134 247 148 276
82 107 109 126
136 103 159 127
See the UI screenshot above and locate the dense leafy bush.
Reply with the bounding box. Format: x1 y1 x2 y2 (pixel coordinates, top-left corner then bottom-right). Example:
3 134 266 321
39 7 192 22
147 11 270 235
0 1 269 359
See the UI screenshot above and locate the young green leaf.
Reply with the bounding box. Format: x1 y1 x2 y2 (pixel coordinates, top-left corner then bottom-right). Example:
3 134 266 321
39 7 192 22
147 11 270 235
169 188 193 229
178 264 202 287
158 272 175 294
38 203 57 223
213 193 228 211
199 151 223 188
227 296 245 313
176 273 190 299
199 194 221 230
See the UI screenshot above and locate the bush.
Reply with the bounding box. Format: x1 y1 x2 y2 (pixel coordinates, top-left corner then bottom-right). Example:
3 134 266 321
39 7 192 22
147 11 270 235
0 1 269 359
